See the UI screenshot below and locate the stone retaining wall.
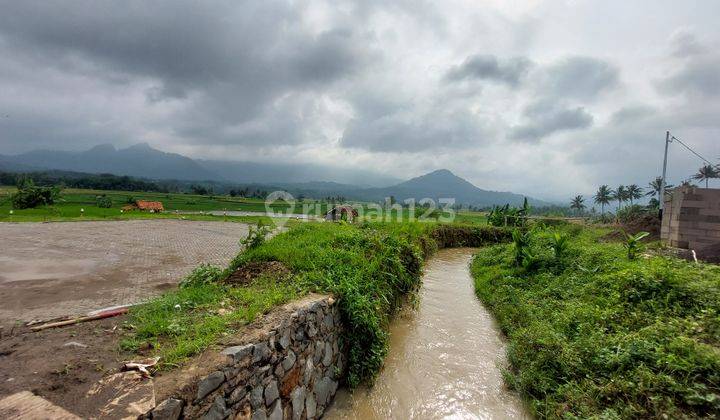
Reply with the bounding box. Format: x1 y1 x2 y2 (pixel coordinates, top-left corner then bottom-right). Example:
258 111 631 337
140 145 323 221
144 295 345 420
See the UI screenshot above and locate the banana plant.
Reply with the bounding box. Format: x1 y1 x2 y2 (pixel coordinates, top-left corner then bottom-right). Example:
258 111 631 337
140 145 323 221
551 232 569 260
624 231 650 260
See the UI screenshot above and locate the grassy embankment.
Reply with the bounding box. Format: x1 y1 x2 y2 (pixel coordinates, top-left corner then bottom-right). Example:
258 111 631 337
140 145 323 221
121 221 510 386
472 224 720 418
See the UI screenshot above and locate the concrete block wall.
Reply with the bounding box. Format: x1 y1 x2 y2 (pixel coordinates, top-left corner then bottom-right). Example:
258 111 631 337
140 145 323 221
143 295 346 420
662 186 720 251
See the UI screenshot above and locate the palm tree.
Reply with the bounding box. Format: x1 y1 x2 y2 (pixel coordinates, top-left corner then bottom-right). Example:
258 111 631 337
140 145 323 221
594 185 612 214
570 195 585 215
614 185 628 210
692 164 719 188
646 177 674 201
627 184 643 206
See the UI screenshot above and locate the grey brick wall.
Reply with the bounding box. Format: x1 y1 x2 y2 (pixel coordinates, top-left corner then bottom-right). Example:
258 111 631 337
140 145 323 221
662 186 720 251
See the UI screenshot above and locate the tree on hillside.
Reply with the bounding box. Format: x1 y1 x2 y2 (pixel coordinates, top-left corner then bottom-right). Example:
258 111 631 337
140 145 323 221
570 195 585 215
613 185 628 210
594 185 613 214
692 164 719 188
627 184 643 206
646 177 673 201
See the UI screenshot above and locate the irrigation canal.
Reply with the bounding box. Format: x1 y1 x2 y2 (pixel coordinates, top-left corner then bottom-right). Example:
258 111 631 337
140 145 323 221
325 248 529 419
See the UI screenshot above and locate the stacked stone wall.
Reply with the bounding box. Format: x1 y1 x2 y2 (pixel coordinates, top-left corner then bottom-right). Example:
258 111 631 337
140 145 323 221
144 295 345 420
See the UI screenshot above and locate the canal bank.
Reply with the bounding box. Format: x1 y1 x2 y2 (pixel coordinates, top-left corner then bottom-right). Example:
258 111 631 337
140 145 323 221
326 248 529 419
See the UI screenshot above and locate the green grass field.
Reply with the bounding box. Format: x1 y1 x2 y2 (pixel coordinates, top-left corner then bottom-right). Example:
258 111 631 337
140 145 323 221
0 186 489 224
0 186 318 223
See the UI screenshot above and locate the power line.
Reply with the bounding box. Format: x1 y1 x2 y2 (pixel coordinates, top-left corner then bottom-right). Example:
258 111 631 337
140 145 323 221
670 134 713 165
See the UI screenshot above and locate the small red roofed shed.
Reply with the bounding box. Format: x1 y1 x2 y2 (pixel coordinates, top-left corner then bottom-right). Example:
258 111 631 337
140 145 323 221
135 200 164 213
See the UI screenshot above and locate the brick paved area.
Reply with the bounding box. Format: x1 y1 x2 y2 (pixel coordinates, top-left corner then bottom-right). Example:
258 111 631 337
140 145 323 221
0 220 250 324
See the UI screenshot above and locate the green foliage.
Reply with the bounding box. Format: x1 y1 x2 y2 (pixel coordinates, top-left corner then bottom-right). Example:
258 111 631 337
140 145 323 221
511 229 532 266
550 232 569 260
95 194 112 208
615 204 656 224
624 231 650 260
240 222 271 249
488 198 530 227
179 263 223 288
472 226 720 418
0 170 163 192
10 177 61 209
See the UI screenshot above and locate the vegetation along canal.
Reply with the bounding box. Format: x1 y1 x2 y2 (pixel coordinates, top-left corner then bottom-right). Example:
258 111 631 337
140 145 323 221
326 248 529 419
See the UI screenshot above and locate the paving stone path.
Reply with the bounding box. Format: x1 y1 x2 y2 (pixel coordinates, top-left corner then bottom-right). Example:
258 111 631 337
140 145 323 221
0 220 250 324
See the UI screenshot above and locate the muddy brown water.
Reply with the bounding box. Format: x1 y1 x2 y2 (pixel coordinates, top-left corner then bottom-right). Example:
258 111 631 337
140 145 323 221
326 248 530 419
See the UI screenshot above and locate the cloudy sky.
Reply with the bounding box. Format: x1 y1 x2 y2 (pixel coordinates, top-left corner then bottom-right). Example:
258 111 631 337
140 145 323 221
1 0 718 201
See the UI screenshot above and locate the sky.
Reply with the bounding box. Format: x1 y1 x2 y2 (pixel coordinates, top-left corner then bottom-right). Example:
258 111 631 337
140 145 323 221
0 0 718 201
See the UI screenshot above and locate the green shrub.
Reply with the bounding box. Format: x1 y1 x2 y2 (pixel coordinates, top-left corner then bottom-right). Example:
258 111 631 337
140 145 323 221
96 194 112 208
10 178 60 209
179 264 223 288
240 222 271 249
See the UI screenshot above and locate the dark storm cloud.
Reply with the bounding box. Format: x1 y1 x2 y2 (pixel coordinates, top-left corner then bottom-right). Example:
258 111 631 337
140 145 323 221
0 1 375 147
657 56 720 97
538 56 620 100
510 100 593 141
445 54 532 86
340 110 492 152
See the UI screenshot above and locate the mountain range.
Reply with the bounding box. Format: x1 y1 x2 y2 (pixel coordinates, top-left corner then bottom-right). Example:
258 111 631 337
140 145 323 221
0 143 549 207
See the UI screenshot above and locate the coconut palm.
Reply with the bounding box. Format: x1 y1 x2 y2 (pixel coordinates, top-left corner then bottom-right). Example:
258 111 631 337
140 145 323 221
646 177 674 200
570 195 585 215
594 185 613 214
613 185 628 210
692 164 719 188
627 184 643 206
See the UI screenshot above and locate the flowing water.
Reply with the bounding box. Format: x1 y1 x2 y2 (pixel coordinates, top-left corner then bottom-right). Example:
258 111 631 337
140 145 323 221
325 248 530 419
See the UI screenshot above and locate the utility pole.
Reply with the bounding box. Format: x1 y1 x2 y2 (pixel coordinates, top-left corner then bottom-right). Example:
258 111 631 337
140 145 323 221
660 130 671 216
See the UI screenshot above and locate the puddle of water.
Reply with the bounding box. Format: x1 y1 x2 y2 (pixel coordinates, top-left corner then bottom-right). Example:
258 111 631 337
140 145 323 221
325 248 530 419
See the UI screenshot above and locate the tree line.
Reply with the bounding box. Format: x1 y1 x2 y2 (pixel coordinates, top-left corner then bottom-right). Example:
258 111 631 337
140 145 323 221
570 164 720 215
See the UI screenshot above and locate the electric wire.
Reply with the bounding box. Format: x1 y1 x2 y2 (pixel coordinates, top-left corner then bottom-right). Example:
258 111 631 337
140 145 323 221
670 134 713 165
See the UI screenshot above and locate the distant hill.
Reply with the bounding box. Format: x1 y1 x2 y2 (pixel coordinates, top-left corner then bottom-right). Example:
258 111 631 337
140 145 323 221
1 144 548 206
354 169 547 207
5 143 218 181
1 143 400 187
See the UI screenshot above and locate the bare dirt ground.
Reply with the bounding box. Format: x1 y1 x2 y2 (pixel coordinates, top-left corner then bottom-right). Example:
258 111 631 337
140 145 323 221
0 316 132 417
0 220 249 326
